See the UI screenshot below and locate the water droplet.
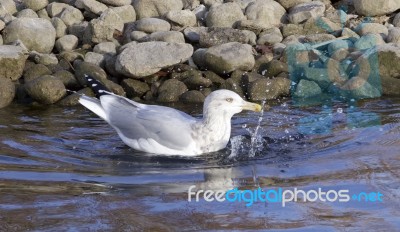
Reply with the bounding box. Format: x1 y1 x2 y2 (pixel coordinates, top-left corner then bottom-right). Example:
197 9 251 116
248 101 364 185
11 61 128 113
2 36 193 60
285 129 289 134
337 108 343 113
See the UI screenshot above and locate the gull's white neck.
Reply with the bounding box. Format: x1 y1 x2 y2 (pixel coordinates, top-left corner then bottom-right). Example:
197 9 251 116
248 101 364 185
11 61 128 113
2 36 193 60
194 107 234 153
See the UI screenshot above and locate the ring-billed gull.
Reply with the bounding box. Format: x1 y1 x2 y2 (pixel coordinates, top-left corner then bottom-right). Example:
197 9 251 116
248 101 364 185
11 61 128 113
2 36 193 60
79 75 262 156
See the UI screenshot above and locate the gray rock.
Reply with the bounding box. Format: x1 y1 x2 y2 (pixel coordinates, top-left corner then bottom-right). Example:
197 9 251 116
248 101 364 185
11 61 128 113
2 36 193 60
0 78 15 108
201 0 223 7
93 42 116 54
353 0 400 16
0 0 17 15
0 45 28 81
25 75 66 104
58 87 94 106
83 18 115 44
79 0 108 15
31 52 59 66
393 12 400 27
192 48 207 68
157 79 188 102
180 70 212 89
288 1 325 24
387 27 400 44
261 59 288 77
193 4 207 22
110 5 136 24
16 9 39 18
98 0 132 6
74 61 108 86
116 41 194 78
99 8 125 32
59 6 84 27
84 52 106 67
202 70 225 87
23 0 48 11
356 23 388 38
354 34 385 50
130 31 148 41
327 40 352 57
199 27 256 48
341 76 381 99
165 10 197 29
247 77 290 100
303 17 342 35
121 78 150 98
133 0 183 19
245 0 286 29
46 2 70 17
342 27 360 39
204 42 255 74
257 27 283 45
281 23 304 38
294 79 322 98
276 0 311 9
51 17 68 39
140 31 185 43
53 70 80 89
183 26 207 43
0 21 5 31
368 44 400 95
135 18 171 33
303 33 336 43
69 21 88 41
182 0 200 10
55 35 78 52
37 8 50 20
180 90 205 103
3 18 56 53
23 64 52 82
206 2 245 28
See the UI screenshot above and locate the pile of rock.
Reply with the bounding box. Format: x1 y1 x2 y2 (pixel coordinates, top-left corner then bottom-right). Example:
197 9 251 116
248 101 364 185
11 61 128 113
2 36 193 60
0 0 400 108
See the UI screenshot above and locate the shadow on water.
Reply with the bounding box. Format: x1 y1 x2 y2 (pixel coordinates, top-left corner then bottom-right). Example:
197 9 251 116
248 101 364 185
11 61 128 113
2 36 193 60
0 98 399 230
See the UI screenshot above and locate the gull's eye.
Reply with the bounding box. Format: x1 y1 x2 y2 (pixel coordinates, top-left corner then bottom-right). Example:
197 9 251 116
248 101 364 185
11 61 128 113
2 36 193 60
226 98 233 103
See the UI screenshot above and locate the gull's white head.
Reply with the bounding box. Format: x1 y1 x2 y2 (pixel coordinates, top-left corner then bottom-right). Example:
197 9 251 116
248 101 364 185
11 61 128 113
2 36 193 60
203 90 262 117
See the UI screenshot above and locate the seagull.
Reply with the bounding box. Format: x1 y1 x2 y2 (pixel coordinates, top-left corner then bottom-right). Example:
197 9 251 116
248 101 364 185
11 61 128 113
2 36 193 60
78 75 262 156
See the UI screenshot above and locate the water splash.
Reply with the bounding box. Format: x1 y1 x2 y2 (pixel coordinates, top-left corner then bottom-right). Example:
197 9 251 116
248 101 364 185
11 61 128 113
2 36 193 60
248 101 266 157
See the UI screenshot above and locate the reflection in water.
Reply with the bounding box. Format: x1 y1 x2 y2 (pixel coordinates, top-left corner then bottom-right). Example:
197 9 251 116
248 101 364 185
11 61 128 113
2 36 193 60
0 98 399 230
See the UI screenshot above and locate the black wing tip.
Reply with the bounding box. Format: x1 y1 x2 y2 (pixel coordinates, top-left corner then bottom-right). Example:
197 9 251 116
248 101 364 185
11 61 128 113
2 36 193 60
84 74 111 98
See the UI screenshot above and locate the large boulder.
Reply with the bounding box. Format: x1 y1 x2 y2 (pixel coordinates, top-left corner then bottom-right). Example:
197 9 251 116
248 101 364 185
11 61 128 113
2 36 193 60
25 75 67 104
133 0 183 19
115 41 193 78
206 3 245 28
354 0 400 16
203 42 255 74
3 18 56 53
0 78 15 108
0 45 28 81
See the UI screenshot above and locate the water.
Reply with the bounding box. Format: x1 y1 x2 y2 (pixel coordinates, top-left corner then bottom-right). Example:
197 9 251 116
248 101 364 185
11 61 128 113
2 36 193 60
0 98 399 231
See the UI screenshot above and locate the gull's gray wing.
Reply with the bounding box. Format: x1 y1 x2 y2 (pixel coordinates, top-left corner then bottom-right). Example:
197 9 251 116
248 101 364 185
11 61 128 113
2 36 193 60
99 95 197 150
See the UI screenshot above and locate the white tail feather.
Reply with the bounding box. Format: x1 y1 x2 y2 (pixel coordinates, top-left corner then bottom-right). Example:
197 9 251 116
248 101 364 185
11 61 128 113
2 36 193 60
78 96 108 121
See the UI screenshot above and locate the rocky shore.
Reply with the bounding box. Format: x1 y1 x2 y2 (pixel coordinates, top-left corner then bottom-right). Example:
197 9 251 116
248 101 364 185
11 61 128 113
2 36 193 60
0 0 400 109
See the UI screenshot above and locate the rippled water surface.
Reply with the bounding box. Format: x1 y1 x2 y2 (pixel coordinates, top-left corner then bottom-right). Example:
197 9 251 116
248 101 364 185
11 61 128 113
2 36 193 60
0 98 399 231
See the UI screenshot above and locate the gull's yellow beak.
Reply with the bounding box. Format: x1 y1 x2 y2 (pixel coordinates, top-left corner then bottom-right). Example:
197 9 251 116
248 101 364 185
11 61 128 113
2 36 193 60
242 101 262 112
